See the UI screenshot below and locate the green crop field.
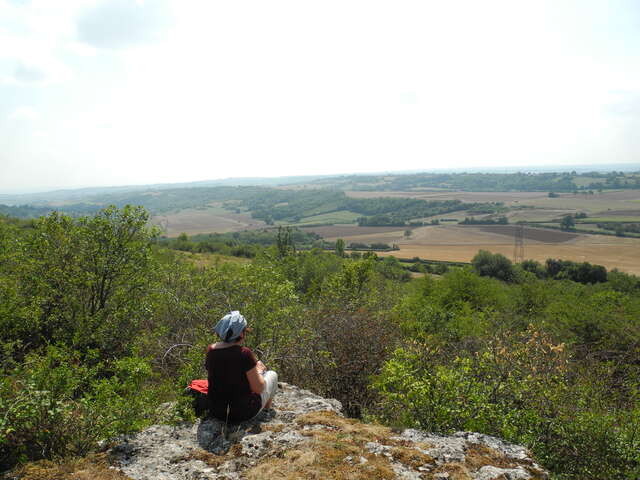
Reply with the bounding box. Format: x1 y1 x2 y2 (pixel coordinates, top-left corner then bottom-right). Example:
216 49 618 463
294 210 360 225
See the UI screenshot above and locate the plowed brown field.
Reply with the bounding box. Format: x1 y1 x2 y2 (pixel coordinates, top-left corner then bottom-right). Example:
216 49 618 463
476 225 579 243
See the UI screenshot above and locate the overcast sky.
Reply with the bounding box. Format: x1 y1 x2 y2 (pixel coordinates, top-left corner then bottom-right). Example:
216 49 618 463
1 0 639 193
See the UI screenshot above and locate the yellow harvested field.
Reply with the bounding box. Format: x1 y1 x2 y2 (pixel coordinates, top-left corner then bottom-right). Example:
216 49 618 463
321 224 640 275
379 242 640 275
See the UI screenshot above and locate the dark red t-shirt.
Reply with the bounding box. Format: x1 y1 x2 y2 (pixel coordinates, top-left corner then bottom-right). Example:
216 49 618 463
205 345 261 423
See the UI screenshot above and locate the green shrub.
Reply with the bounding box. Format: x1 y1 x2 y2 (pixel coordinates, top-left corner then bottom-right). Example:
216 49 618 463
372 327 640 479
0 346 160 469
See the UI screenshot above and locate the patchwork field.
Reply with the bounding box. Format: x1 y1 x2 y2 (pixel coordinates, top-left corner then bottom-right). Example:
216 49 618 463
378 241 640 275
149 189 640 274
347 189 640 224
308 223 640 275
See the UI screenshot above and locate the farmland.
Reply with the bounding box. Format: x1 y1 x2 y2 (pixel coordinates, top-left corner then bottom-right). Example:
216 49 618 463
306 223 640 275
346 189 640 223
148 185 640 275
150 206 265 236
378 241 640 275
4 169 640 274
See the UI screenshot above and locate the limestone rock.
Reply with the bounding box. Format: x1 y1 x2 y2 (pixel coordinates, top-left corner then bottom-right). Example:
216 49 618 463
110 382 548 480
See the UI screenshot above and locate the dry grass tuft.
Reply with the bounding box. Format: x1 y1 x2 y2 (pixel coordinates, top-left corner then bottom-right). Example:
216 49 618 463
262 423 286 433
244 439 395 480
9 453 132 480
524 465 550 480
463 443 547 479
430 462 473 480
243 410 442 479
179 443 243 470
389 446 435 469
464 443 516 471
296 410 391 443
183 448 228 468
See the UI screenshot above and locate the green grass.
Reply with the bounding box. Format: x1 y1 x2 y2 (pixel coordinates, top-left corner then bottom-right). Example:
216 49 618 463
572 176 601 188
294 210 360 225
175 251 251 267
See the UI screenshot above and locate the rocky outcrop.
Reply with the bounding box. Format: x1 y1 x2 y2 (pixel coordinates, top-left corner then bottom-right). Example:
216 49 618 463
110 383 548 480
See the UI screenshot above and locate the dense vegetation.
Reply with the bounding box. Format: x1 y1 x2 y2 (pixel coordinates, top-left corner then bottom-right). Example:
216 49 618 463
459 215 509 225
597 222 640 235
314 171 583 191
158 228 323 257
582 171 640 190
0 204 99 218
1 208 639 479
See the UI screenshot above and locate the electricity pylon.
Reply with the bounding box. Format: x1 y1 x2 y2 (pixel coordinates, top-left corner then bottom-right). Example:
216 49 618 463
513 224 524 264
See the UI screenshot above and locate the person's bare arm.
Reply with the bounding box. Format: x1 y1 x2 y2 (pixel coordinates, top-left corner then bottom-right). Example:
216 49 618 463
246 366 266 394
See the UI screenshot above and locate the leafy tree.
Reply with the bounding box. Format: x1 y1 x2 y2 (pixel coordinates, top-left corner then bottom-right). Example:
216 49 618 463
276 226 295 257
520 259 546 279
334 238 345 257
472 250 516 282
5 206 159 357
561 215 575 230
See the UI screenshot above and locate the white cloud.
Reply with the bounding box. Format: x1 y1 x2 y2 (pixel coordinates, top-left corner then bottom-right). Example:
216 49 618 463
0 2 76 86
605 91 640 116
75 0 171 49
0 55 72 85
1 0 640 192
9 106 39 121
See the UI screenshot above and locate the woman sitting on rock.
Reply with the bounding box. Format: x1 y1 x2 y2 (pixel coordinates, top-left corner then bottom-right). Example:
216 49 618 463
205 311 278 423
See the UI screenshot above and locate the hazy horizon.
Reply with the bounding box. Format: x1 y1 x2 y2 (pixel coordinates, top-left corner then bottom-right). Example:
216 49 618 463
2 0 640 193
2 161 639 196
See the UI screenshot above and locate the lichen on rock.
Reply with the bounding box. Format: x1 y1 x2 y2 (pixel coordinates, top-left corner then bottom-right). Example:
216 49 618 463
109 383 548 480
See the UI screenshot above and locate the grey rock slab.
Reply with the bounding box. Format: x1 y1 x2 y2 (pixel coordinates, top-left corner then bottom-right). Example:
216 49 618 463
110 382 548 480
455 431 531 460
473 465 532 480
